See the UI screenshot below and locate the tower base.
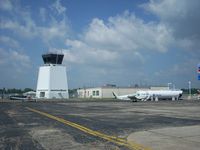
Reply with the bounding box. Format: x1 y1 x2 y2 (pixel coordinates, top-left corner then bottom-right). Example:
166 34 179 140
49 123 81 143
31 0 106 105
36 65 69 99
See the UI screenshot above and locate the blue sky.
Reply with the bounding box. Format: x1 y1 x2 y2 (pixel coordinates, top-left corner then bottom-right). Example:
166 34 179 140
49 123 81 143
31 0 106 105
0 0 200 89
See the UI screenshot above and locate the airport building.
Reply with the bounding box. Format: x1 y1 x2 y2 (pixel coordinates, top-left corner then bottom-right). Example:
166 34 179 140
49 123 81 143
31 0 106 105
77 86 168 99
77 86 146 99
36 53 69 99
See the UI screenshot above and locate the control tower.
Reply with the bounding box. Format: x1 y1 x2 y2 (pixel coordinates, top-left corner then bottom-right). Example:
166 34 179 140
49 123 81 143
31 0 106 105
36 53 69 99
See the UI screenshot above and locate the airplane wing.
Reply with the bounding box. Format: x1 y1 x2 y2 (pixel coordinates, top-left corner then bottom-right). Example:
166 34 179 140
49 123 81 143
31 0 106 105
127 94 137 101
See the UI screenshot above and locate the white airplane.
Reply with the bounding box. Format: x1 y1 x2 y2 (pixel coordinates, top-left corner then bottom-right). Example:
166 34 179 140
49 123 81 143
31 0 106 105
135 90 183 101
113 90 183 102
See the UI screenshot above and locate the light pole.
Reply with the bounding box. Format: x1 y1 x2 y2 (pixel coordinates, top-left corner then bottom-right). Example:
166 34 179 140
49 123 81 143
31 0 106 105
167 83 172 90
173 84 175 90
188 81 191 98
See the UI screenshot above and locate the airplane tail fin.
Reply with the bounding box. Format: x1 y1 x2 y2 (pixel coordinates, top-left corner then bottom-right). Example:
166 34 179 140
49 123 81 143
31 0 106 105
112 92 118 99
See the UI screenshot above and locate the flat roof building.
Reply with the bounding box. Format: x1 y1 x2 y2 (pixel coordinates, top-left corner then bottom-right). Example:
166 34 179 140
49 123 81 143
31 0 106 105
77 86 169 99
77 87 149 99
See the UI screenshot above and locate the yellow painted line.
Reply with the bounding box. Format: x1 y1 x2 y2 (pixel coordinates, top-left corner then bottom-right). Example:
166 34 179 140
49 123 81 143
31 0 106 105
26 107 151 150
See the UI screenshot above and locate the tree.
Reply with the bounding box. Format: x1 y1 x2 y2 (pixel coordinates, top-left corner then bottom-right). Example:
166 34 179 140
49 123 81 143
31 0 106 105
23 88 34 93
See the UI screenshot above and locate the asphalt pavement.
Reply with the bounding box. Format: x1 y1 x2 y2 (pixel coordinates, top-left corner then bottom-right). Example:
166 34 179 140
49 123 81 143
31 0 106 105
0 100 200 150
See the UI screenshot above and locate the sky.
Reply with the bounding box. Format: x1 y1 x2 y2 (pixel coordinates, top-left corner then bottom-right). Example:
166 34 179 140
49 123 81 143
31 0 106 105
0 0 200 89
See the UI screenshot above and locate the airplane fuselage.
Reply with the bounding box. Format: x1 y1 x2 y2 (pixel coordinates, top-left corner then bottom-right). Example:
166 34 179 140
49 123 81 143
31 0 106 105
135 90 183 101
113 90 183 101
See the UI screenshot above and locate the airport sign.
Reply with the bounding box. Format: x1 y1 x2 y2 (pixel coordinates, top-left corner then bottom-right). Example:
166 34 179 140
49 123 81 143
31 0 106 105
198 64 200 80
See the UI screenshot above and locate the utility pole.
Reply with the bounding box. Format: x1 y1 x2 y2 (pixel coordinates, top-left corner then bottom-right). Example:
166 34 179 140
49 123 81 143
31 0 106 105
173 84 175 90
188 81 191 99
167 83 172 90
2 88 5 100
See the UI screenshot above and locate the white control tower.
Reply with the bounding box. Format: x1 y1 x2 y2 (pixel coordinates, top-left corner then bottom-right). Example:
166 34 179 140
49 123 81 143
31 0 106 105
36 53 69 99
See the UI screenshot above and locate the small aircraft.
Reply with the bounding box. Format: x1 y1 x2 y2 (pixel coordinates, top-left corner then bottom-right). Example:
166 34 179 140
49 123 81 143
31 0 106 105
113 89 183 102
9 95 37 102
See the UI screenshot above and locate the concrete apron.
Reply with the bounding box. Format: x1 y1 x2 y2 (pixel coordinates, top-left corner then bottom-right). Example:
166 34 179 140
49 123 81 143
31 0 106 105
127 125 200 150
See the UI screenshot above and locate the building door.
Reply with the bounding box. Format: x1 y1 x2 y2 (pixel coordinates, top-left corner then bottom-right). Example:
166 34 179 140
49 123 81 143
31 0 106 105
40 92 45 98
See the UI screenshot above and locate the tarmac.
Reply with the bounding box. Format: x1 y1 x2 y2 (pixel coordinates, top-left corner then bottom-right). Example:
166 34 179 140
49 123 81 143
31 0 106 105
128 125 200 150
0 99 200 150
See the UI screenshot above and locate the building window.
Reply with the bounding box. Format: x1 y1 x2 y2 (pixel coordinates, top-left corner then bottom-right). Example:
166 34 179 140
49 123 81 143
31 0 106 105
93 91 95 96
96 91 99 96
79 91 83 97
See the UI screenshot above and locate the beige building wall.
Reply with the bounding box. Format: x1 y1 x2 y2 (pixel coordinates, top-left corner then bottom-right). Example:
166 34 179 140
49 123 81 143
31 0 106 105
150 86 169 90
77 87 149 99
77 88 102 98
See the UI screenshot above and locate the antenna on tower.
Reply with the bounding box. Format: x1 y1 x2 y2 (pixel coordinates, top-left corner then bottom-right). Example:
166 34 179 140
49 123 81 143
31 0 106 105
56 52 58 64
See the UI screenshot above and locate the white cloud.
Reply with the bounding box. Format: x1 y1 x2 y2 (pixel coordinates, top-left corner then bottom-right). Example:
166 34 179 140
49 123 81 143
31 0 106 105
63 50 79 63
1 0 199 88
63 11 174 68
0 0 13 11
0 48 33 87
39 18 69 45
153 58 200 88
0 0 70 88
63 39 119 65
10 51 31 68
0 48 7 65
1 14 69 42
84 13 173 53
66 39 87 49
0 15 38 38
39 8 47 22
51 0 66 15
0 0 69 46
0 48 31 68
142 0 200 51
0 36 20 48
